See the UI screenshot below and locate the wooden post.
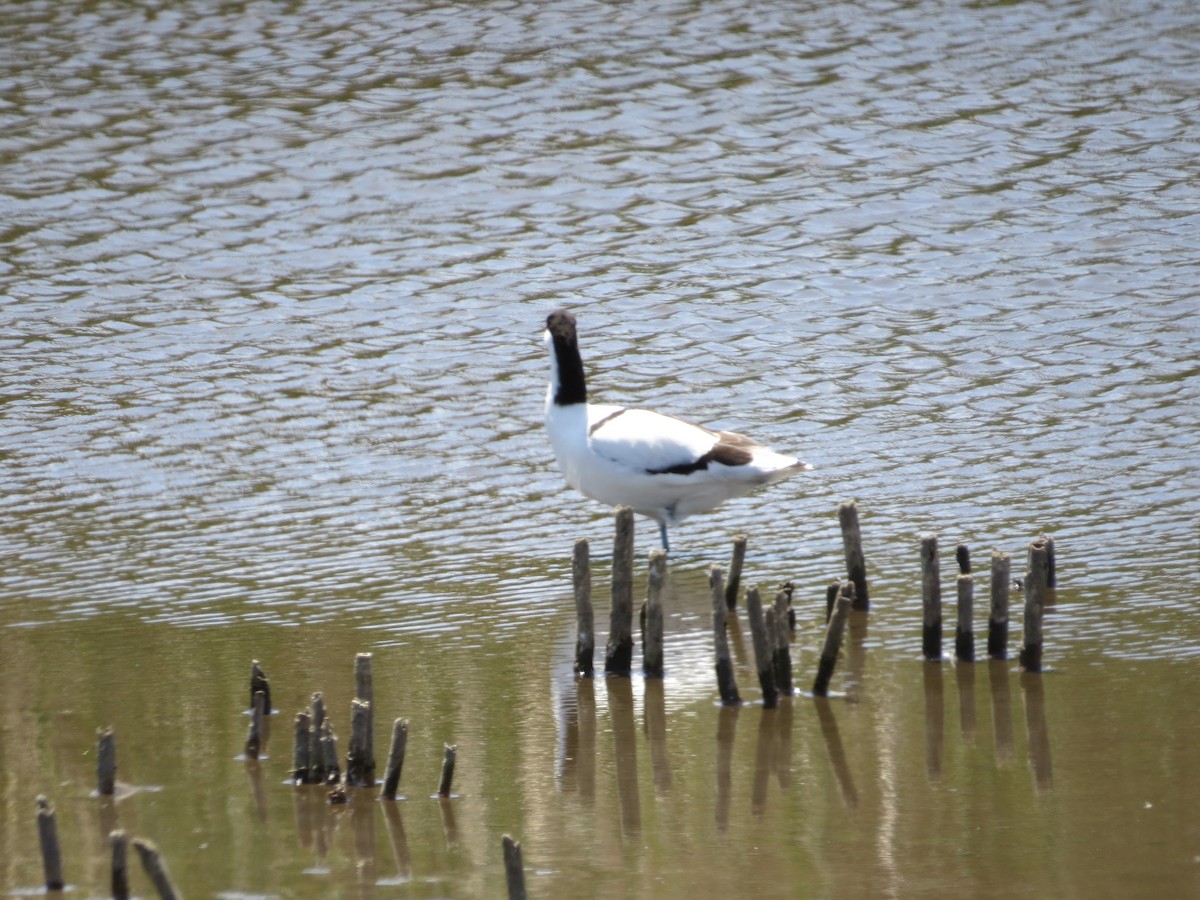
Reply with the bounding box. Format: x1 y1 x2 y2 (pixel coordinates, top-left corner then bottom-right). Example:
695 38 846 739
988 551 1011 659
309 692 327 783
772 587 793 696
746 587 778 709
245 690 266 759
921 534 942 660
133 838 181 900
838 502 870 610
813 582 853 696
36 795 64 891
380 718 409 800
355 653 374 778
710 566 740 705
955 574 975 662
97 726 117 796
111 830 129 900
438 744 457 797
250 659 271 715
956 542 971 574
291 710 312 784
319 718 340 784
502 834 526 900
825 579 839 624
642 549 666 677
346 699 374 787
1020 540 1049 672
725 534 747 610
1042 533 1057 588
606 506 635 676
572 538 594 676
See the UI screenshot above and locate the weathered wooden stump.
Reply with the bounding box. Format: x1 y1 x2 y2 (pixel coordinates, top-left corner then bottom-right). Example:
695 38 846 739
438 744 458 797
502 834 526 900
920 534 943 660
1019 539 1049 672
250 659 271 715
746 586 778 708
291 710 313 784
771 586 794 696
133 838 181 900
110 829 129 900
838 502 870 610
572 538 595 676
380 718 409 800
988 550 1011 660
813 582 854 696
97 726 117 796
725 534 747 610
36 795 64 891
710 566 740 705
606 506 635 676
955 574 975 662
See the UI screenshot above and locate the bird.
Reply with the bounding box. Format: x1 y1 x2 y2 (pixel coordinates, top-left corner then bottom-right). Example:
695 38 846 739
542 308 811 551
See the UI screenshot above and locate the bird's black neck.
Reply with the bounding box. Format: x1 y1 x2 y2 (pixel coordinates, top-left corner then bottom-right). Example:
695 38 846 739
551 331 588 406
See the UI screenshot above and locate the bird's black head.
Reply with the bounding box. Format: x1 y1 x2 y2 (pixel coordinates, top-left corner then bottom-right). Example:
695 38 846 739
546 309 577 342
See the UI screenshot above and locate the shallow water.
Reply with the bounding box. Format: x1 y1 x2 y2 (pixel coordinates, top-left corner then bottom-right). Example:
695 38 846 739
2 0 1199 895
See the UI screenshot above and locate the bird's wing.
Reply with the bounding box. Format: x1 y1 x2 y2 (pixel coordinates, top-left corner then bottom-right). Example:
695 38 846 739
587 406 725 473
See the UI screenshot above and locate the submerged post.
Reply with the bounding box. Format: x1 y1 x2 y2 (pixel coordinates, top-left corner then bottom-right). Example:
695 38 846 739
36 795 64 891
746 587 778 709
643 549 667 677
111 830 129 900
772 586 793 696
250 659 271 715
725 535 747 610
838 502 870 610
606 506 635 676
438 744 458 797
955 574 975 662
380 718 409 800
133 838 181 900
813 582 854 696
710 566 740 705
502 834 527 900
572 538 595 676
346 698 374 787
1020 540 1049 672
988 551 1011 659
291 710 312 784
97 726 117 796
1041 533 1057 588
921 534 942 660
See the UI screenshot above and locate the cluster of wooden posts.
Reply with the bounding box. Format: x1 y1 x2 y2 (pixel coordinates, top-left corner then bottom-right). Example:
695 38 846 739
28 502 1051 900
32 732 182 898
29 653 529 900
571 501 1056 707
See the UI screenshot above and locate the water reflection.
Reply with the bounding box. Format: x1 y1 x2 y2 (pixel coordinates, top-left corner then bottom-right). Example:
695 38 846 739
988 660 1015 765
607 677 641 839
814 698 857 809
1021 674 1054 793
923 662 945 779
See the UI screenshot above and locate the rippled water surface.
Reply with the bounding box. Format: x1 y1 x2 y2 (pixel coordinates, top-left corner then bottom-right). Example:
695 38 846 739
2 0 1198 895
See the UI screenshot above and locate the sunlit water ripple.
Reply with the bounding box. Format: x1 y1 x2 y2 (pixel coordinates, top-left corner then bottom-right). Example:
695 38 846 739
1 0 1197 661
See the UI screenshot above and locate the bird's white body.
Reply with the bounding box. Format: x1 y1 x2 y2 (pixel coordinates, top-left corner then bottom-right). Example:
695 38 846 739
542 309 810 549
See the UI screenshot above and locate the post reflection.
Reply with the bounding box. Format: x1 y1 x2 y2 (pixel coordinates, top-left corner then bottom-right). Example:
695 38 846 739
380 800 412 885
1021 673 1053 791
815 697 858 808
557 675 597 800
245 757 268 822
955 661 977 744
715 705 740 832
643 677 672 791
607 676 641 838
988 660 1014 764
923 662 944 779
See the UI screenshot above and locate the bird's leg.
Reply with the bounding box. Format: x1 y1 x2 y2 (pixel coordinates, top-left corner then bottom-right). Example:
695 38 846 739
658 523 670 553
